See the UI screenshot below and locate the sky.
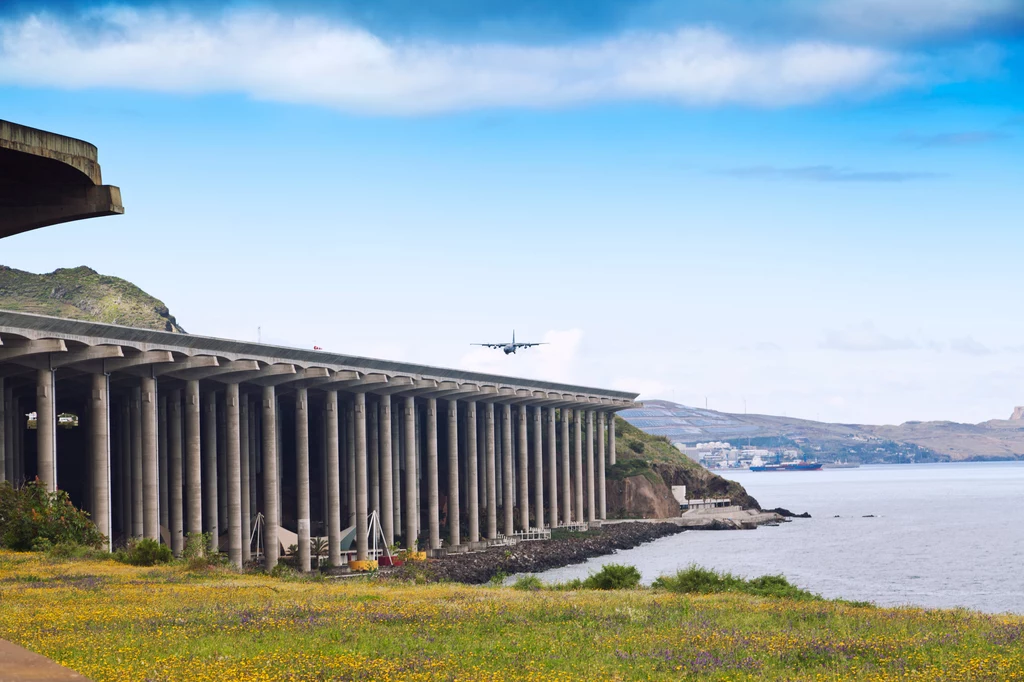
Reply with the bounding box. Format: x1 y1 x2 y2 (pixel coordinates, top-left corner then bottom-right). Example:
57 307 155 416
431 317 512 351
1 0 1022 426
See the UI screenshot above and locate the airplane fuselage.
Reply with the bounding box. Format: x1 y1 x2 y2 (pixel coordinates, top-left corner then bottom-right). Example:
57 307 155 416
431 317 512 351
503 345 516 354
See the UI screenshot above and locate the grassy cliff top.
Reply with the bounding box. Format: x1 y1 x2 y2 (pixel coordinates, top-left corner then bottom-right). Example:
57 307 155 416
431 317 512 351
0 265 185 333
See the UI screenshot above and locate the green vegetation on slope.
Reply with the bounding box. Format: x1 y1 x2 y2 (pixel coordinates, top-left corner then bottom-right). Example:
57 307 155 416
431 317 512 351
614 416 761 509
0 265 185 332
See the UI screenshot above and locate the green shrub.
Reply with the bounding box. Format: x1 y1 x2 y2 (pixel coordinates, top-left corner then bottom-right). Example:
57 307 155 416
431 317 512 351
270 563 297 578
512 575 543 591
183 532 223 570
549 578 584 591
114 538 172 566
0 480 106 551
628 440 645 454
581 563 642 590
652 565 821 601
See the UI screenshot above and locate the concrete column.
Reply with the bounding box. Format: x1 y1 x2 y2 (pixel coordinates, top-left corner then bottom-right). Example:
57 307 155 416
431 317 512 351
239 397 250 563
501 404 513 536
391 409 401 541
547 408 557 527
141 377 159 542
158 396 168 532
262 386 280 570
90 373 111 550
517 406 529 529
353 392 369 562
532 406 544 530
378 394 394 548
203 391 218 553
586 410 596 523
0 378 5 484
609 414 617 465
295 388 310 573
368 399 379 518
573 409 584 523
597 412 607 520
36 368 56 492
346 404 356 527
184 381 202 538
131 387 143 536
485 402 497 539
3 386 12 484
446 400 460 547
325 391 342 567
169 390 183 556
223 384 242 569
424 398 440 551
402 396 417 549
13 395 22 486
465 401 479 543
120 399 132 536
560 409 571 524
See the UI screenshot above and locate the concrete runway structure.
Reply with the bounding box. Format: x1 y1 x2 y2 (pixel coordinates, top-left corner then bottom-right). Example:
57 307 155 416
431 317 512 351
1 120 123 239
0 310 635 569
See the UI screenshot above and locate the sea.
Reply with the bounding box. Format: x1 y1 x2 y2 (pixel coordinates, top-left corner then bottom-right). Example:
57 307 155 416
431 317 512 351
529 461 1024 614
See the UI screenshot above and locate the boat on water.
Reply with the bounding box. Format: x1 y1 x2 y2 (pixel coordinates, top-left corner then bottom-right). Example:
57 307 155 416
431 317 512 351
749 455 822 472
823 461 861 469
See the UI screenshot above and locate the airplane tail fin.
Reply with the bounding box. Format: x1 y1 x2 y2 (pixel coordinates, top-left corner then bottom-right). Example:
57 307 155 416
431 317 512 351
513 330 515 345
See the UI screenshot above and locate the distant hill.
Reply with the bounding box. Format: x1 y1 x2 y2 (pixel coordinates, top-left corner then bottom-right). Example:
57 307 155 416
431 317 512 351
622 400 1024 463
0 265 185 332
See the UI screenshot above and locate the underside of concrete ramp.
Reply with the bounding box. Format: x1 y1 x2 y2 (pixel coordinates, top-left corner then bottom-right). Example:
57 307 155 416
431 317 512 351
0 120 123 240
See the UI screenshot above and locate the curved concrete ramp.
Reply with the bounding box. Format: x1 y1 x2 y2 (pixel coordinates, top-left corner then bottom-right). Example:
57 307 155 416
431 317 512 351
0 120 123 240
0 638 90 681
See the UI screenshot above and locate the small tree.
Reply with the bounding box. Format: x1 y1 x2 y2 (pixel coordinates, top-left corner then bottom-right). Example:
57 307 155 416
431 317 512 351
0 480 105 551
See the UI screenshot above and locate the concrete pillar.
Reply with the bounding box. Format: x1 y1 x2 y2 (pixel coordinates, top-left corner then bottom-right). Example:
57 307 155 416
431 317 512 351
203 391 218 553
120 399 132 537
90 373 111 550
501 404 513 536
262 386 280 570
295 388 310 573
3 386 11 484
131 387 143 536
517 406 529 529
13 395 22 486
560 409 571 524
368 399 379 518
325 391 342 567
391 408 401 541
346 404 356 527
184 381 202 538
547 408 557 527
222 384 241 569
0 378 5 484
353 392 369 562
465 401 479 543
609 415 617 465
446 399 460 547
169 390 183 556
598 412 607 520
36 368 56 492
378 394 394 548
141 377 159 542
239 397 250 563
424 397 439 550
573 409 584 523
402 396 417 549
586 410 596 523
533 406 544 530
485 402 497 539
158 396 168 532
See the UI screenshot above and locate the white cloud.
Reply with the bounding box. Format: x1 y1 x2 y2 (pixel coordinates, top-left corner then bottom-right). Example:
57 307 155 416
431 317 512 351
459 328 584 384
949 336 993 356
0 8 908 114
819 322 919 352
819 0 1019 39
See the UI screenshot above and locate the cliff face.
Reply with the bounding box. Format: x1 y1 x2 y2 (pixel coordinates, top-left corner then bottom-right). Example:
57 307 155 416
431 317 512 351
651 461 760 510
0 265 185 332
1011 407 1024 421
606 474 679 519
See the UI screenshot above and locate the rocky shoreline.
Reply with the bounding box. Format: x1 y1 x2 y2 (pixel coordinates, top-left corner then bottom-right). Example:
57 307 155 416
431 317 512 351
388 522 685 585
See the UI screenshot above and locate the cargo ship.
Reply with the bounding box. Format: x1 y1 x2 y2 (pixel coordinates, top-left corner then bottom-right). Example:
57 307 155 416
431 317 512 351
749 456 822 472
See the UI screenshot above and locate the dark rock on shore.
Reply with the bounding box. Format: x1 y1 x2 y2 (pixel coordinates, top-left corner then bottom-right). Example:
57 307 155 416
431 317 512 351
388 522 685 585
766 507 811 518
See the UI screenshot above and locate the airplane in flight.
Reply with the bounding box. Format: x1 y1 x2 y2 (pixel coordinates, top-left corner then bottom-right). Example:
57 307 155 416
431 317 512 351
472 331 547 355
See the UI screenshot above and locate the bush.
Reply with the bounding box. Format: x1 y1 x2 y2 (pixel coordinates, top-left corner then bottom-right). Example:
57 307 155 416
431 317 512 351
581 563 642 590
628 440 645 454
0 480 106 551
114 538 172 566
652 565 820 601
183 532 223 570
512 575 543 591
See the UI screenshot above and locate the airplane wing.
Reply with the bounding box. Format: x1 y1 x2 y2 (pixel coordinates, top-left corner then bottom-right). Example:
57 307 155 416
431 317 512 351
513 342 547 348
471 343 505 348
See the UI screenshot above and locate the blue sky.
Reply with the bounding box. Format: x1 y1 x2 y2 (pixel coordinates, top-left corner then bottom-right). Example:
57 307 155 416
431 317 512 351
1 0 1022 425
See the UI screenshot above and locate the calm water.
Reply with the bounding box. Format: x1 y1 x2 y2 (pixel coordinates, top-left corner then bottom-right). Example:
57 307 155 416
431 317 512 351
529 462 1024 613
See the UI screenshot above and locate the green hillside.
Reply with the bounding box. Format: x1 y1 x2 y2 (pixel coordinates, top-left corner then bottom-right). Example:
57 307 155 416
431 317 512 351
0 265 185 332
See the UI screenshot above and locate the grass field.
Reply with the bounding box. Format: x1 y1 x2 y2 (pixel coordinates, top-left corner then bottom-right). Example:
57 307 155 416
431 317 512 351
1 551 1022 681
